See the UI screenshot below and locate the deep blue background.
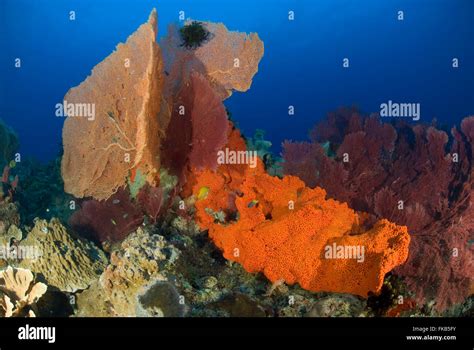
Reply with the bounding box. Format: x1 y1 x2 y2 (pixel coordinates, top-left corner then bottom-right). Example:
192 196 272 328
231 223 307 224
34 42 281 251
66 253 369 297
1 0 473 162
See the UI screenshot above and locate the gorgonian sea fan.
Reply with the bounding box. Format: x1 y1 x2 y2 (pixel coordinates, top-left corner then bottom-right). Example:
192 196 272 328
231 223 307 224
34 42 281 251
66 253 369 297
69 188 144 244
281 141 349 202
137 184 165 224
283 109 474 312
162 72 228 177
161 82 193 179
187 72 228 170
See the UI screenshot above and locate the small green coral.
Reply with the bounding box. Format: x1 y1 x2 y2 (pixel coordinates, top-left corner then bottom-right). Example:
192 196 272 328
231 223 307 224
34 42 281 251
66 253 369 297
127 169 146 199
246 129 283 177
159 168 178 195
246 129 272 159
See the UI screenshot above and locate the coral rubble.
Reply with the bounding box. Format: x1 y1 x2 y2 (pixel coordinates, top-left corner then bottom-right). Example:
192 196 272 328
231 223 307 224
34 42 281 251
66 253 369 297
305 294 365 317
136 280 186 317
97 227 179 316
0 201 20 242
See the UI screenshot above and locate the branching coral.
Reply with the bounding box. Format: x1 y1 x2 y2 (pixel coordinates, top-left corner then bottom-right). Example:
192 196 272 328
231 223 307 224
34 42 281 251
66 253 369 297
192 133 410 297
283 108 474 311
0 266 47 317
1 163 19 203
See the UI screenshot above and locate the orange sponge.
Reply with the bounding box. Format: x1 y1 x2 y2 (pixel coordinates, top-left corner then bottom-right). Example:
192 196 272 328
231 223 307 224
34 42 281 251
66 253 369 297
193 156 410 297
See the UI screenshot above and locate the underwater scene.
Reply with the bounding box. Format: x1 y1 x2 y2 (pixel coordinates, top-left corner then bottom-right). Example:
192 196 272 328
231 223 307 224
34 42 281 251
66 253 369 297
0 0 473 324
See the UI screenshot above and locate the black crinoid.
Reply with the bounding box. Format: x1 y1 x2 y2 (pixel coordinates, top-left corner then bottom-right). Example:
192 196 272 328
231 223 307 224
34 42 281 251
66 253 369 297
179 21 211 50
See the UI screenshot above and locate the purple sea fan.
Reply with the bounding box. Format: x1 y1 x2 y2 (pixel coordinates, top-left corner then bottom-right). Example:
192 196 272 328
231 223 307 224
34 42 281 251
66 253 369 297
69 188 144 244
395 195 474 311
161 83 193 179
283 108 474 311
394 117 474 311
137 184 165 224
161 72 228 176
310 106 363 145
187 72 228 170
281 140 349 201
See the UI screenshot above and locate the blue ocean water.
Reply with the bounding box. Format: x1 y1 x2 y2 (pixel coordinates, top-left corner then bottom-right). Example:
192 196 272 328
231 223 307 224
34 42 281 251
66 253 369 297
0 0 473 162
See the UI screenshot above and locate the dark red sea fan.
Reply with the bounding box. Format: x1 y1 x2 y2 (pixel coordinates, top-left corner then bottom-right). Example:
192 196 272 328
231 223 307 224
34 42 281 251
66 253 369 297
281 141 319 187
283 108 474 311
284 112 397 212
69 188 144 244
281 140 349 201
137 184 165 224
161 72 229 178
161 83 193 178
394 117 474 311
285 110 452 219
388 125 452 219
310 106 362 145
373 187 431 233
187 72 228 170
396 176 474 311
